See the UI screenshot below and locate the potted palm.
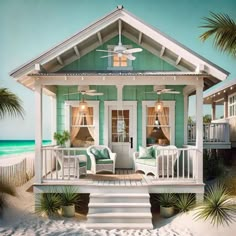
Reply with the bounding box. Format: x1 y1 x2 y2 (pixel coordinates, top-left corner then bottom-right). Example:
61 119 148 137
59 186 79 217
53 130 70 147
159 193 176 218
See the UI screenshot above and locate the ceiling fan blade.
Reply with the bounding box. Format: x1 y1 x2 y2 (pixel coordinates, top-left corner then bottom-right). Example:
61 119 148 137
86 92 104 96
163 91 180 94
144 91 156 94
96 49 115 53
63 92 79 96
124 54 136 60
100 55 114 58
123 48 143 54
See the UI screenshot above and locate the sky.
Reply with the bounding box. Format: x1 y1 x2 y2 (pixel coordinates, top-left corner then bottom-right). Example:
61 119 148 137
0 0 235 140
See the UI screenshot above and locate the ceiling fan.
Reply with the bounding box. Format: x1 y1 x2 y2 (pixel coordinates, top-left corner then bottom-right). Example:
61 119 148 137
96 20 143 60
64 85 104 97
145 86 180 95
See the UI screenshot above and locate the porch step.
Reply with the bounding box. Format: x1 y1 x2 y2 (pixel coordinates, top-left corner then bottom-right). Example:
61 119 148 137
85 223 153 230
88 202 151 213
90 193 150 203
86 193 153 229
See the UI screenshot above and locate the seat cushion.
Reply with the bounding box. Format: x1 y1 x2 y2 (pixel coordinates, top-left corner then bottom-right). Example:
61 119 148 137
79 161 87 167
90 147 110 160
138 146 155 159
96 159 113 164
135 158 156 167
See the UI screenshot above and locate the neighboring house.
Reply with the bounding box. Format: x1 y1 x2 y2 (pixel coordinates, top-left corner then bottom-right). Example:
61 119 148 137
204 78 236 148
9 6 229 225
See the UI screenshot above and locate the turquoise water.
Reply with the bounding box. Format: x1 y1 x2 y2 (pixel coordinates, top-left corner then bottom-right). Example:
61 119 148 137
0 140 51 156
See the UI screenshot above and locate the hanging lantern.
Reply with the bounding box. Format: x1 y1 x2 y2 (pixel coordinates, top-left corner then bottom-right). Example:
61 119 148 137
155 100 163 113
78 100 88 114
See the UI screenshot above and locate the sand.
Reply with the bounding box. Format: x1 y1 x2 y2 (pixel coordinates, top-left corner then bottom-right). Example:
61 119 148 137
1 182 236 236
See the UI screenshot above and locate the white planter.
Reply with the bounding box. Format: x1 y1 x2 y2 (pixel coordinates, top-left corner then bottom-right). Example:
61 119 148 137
61 204 75 217
160 206 175 218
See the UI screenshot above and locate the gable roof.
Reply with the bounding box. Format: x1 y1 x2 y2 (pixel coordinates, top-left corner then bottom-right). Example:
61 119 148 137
10 5 229 90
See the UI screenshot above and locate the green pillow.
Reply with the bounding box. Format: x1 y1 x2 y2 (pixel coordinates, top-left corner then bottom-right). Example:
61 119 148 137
90 147 110 160
138 146 155 159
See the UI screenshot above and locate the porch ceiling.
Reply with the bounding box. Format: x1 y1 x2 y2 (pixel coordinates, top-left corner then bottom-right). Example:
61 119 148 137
10 6 229 93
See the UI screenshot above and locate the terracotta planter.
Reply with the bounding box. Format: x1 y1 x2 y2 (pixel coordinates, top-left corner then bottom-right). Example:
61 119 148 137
160 206 175 218
61 204 75 217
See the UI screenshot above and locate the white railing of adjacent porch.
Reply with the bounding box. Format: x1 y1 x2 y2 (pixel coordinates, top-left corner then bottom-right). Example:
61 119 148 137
188 122 230 143
41 146 200 183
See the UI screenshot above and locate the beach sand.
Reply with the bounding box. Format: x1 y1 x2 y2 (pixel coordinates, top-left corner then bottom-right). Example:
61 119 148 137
0 182 236 236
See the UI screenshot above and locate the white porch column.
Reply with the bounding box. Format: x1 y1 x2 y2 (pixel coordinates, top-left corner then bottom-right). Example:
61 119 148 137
183 94 188 144
50 95 57 145
196 81 204 183
211 102 216 120
35 82 42 183
224 94 228 118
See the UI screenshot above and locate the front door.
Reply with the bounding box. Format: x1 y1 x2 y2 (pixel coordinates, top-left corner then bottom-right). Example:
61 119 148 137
108 103 136 168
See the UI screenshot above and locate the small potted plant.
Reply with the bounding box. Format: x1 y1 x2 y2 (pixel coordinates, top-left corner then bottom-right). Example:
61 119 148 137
59 186 79 217
159 193 176 218
53 130 70 147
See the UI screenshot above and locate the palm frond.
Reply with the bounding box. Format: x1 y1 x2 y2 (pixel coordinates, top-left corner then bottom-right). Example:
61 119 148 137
0 88 24 119
199 12 236 57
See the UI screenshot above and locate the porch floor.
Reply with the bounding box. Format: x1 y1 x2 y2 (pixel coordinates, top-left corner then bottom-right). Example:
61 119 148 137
37 169 204 195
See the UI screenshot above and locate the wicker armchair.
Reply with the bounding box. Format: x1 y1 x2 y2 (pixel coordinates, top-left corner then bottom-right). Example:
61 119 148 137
87 145 116 174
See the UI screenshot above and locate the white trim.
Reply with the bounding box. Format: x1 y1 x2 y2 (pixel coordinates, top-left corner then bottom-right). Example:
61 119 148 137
104 101 137 151
50 95 57 145
142 101 175 147
228 92 236 118
35 82 42 183
184 94 188 144
64 100 99 147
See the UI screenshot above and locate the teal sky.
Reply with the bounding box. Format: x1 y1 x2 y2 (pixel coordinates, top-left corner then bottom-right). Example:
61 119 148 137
0 0 235 139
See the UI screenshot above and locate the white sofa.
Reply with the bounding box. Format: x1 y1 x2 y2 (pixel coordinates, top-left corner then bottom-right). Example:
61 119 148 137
133 145 179 177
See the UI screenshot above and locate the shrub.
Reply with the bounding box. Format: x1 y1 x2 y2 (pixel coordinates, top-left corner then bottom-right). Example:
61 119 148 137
194 182 236 226
175 194 195 213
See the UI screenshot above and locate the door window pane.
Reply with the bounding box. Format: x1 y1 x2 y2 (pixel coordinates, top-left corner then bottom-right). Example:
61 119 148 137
111 110 129 143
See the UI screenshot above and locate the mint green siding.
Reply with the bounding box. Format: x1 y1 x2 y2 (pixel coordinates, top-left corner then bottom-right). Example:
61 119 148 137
60 36 177 72
57 85 184 150
56 36 184 169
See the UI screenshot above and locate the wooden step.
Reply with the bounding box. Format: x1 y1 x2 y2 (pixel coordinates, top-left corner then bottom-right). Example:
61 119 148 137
87 212 152 224
85 222 153 229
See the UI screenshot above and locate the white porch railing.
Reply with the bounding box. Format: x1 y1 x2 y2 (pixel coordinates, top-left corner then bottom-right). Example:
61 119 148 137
42 146 84 181
155 148 199 181
41 146 200 183
188 122 230 143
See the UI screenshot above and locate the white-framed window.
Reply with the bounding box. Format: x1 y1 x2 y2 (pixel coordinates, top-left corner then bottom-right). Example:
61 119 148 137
142 101 175 146
65 101 99 148
107 45 133 70
228 93 236 117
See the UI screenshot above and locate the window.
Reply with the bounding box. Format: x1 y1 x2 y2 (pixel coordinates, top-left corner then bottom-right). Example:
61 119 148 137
65 101 99 148
70 107 95 147
142 101 175 146
113 55 127 67
228 93 236 117
107 45 133 70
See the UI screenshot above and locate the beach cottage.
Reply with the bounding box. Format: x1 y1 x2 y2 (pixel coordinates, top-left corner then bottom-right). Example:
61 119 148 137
10 6 229 228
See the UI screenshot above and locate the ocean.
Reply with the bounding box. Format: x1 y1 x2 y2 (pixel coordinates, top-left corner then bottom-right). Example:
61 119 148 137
0 140 51 157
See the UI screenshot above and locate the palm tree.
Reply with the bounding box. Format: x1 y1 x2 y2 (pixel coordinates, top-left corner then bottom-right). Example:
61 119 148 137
0 87 24 119
200 12 236 57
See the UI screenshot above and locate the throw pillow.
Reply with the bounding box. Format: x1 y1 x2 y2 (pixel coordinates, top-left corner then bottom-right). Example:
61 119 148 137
90 147 110 160
138 146 154 159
